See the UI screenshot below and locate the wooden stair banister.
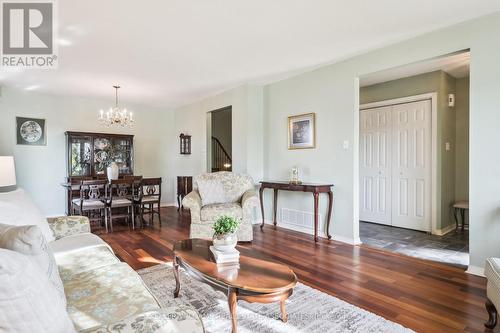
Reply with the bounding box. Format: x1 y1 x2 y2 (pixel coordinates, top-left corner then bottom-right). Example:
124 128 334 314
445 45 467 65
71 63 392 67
212 136 232 172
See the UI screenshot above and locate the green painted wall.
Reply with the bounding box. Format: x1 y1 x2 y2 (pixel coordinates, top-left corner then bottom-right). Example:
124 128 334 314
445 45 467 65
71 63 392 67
360 70 457 230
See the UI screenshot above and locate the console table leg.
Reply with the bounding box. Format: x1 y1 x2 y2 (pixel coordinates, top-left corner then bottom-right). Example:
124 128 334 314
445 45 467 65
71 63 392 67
228 287 238 333
326 191 333 240
273 189 278 227
173 256 180 298
313 192 319 242
280 300 288 322
259 187 265 229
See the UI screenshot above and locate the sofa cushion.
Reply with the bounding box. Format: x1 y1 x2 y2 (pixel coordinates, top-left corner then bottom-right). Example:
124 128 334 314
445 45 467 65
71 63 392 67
0 188 54 242
48 215 92 240
0 249 76 333
200 202 242 222
0 223 66 306
55 245 120 282
197 179 227 206
64 262 160 331
49 232 112 256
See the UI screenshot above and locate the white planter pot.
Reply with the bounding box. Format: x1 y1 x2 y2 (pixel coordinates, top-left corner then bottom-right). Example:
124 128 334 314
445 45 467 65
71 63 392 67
212 232 238 252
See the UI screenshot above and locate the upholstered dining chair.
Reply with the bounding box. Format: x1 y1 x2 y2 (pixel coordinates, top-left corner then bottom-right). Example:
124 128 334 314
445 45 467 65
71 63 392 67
105 178 135 232
72 179 107 232
139 177 162 228
182 171 259 242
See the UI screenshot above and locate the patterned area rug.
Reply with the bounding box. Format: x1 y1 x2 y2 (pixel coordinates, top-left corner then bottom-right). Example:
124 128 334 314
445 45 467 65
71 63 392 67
137 264 413 333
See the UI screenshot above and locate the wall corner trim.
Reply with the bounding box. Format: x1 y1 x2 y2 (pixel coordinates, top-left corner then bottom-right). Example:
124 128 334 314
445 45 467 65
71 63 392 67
466 265 485 277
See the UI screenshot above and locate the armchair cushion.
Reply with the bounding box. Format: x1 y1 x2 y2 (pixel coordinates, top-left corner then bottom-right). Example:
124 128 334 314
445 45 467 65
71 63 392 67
200 203 242 222
84 306 204 333
194 171 254 203
48 215 91 240
485 257 500 309
197 179 226 205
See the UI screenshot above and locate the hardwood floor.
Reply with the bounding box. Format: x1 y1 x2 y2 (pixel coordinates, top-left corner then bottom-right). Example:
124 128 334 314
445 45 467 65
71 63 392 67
99 207 496 333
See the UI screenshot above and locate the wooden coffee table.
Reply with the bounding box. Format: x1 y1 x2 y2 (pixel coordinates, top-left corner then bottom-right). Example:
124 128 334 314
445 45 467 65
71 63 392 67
173 239 297 333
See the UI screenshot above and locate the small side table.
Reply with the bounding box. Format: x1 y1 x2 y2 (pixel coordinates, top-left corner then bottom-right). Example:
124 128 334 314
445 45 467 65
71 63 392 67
177 176 193 211
453 200 469 231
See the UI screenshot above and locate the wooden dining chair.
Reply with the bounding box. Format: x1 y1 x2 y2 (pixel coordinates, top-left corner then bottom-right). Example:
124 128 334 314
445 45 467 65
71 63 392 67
72 179 108 232
140 177 162 228
68 176 92 215
124 175 144 226
105 178 135 232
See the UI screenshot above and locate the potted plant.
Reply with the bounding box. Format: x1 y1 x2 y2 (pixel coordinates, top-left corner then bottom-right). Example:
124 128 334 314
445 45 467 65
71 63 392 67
212 215 240 252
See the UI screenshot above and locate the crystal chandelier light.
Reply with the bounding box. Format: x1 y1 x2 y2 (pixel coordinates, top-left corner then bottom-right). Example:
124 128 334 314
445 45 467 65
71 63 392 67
98 85 134 127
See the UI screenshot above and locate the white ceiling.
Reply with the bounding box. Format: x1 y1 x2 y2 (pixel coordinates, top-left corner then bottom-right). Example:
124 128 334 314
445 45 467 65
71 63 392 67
360 51 471 87
0 1 498 109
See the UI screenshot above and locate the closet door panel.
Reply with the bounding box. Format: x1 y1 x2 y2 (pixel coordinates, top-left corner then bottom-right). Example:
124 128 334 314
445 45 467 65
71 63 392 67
359 106 392 225
391 100 432 231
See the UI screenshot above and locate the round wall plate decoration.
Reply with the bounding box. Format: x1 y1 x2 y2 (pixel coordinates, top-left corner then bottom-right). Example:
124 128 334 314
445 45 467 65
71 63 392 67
16 117 46 145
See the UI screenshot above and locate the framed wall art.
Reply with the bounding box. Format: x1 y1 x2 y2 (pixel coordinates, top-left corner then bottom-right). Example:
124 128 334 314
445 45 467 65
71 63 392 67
16 117 46 146
288 112 315 149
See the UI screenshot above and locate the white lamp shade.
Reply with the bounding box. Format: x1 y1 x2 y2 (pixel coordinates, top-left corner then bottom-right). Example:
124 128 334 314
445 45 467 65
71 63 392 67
0 156 16 187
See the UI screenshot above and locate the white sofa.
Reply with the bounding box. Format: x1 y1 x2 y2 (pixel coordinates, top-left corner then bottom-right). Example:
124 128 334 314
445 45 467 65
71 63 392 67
0 189 204 333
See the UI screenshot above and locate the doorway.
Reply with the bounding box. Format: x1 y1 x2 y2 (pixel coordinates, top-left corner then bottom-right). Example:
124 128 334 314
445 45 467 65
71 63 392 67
209 106 232 172
358 51 470 267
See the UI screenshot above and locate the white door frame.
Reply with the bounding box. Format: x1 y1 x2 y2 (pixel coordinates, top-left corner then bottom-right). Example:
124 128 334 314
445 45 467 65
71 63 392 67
360 92 438 234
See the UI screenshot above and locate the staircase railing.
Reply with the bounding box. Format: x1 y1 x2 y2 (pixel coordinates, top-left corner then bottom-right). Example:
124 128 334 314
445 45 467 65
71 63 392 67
212 136 232 172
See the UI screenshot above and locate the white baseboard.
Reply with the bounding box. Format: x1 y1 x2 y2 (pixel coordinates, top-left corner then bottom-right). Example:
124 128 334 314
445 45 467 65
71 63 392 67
433 224 456 236
332 234 363 245
466 265 485 277
262 219 361 245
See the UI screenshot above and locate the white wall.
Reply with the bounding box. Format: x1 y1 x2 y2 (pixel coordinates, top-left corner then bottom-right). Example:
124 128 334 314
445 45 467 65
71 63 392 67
172 12 500 270
169 84 264 191
0 87 174 216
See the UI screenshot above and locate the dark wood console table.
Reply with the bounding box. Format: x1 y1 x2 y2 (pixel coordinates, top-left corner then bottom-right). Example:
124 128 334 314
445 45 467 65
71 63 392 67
259 181 334 242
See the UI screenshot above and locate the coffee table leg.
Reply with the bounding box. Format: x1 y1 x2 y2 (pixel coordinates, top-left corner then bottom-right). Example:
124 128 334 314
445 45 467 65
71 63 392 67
173 256 180 298
228 287 238 333
280 300 288 322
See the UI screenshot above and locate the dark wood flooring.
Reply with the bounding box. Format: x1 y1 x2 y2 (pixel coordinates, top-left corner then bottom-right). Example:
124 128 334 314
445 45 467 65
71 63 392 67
99 207 496 333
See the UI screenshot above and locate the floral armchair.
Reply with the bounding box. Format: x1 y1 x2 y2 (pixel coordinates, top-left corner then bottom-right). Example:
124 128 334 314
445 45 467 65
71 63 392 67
182 172 259 242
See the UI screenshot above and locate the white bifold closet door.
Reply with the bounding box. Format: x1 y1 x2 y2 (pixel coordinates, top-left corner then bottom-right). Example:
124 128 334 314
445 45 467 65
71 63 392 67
360 99 432 232
360 105 392 225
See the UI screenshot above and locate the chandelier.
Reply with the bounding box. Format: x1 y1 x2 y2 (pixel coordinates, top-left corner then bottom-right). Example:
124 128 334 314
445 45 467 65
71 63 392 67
98 85 134 127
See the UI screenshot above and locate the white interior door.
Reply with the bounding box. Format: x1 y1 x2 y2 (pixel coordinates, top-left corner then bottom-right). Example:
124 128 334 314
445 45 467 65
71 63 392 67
391 100 432 231
359 106 392 225
360 99 432 232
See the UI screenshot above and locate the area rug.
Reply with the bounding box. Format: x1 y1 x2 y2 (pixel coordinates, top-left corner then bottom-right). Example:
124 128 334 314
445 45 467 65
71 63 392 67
137 264 413 333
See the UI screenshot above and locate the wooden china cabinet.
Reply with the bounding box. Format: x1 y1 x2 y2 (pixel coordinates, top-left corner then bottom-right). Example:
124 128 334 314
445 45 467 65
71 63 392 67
64 131 134 214
65 131 134 178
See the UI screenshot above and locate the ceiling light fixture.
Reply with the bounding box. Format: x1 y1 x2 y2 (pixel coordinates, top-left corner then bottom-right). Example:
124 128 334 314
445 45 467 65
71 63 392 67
98 85 134 127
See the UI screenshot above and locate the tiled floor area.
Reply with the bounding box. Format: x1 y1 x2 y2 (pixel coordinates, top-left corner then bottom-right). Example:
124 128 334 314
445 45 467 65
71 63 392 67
360 221 469 268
